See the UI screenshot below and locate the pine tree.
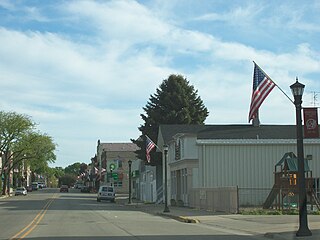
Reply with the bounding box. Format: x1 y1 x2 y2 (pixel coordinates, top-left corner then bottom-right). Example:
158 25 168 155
132 74 209 165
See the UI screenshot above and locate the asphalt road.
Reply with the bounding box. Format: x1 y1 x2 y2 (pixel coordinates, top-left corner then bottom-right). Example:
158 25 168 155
0 188 269 240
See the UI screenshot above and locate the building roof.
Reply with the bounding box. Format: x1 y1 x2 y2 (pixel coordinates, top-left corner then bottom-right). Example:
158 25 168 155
158 124 300 144
99 143 139 152
158 124 209 145
197 125 297 139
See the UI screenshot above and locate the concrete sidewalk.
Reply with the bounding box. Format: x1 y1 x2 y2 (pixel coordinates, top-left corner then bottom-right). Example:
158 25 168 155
122 201 320 240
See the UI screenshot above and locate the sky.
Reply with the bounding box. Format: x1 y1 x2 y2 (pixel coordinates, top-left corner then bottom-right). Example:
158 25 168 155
0 0 319 168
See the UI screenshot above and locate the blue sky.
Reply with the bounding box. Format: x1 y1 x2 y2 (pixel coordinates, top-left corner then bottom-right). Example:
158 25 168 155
0 0 319 167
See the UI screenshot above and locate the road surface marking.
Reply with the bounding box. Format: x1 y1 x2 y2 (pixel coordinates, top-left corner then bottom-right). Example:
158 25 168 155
10 193 58 240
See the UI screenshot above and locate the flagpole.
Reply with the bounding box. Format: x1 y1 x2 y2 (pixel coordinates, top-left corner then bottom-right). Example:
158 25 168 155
145 134 161 151
253 61 294 104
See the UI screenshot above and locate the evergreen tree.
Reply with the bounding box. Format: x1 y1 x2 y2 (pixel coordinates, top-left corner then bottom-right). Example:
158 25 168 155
132 74 209 165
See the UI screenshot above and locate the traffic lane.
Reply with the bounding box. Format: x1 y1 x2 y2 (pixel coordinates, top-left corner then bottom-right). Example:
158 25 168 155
25 192 267 240
0 190 57 240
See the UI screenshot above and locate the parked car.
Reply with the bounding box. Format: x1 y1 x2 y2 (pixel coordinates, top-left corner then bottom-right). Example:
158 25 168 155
60 185 69 192
38 182 46 189
97 185 115 202
75 183 84 189
15 187 27 196
80 186 91 193
26 186 33 192
31 182 39 191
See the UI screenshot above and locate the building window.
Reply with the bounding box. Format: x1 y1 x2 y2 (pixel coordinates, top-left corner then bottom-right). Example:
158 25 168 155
175 139 181 160
114 181 123 187
180 138 184 158
118 160 122 168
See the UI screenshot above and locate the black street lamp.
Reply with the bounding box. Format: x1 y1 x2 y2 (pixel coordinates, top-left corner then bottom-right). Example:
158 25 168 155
128 160 132 204
290 78 312 237
163 145 170 213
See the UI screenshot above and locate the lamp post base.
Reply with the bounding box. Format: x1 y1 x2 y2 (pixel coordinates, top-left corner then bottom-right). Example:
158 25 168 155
163 205 170 213
296 227 312 237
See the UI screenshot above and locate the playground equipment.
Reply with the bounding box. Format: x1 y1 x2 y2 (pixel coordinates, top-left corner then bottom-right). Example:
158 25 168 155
263 152 320 210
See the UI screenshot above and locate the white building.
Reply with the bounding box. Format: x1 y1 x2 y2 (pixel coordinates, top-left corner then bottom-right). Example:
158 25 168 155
157 124 320 212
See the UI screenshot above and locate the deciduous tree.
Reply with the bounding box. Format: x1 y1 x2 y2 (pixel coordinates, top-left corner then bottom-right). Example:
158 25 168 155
0 111 56 195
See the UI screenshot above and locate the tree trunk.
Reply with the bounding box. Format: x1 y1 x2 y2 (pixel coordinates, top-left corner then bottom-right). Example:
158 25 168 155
2 171 7 195
1 151 9 195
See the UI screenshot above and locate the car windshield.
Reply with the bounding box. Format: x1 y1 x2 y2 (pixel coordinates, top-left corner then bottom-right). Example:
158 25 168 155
16 188 24 191
101 187 113 192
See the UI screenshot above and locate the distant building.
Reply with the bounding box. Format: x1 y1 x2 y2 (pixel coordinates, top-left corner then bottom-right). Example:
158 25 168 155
96 141 139 193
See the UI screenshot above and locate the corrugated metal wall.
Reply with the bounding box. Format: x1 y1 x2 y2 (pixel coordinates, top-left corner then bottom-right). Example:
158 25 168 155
198 140 320 189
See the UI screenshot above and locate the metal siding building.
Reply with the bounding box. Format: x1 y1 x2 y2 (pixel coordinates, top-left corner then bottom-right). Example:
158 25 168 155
197 139 320 206
158 124 320 207
198 139 320 189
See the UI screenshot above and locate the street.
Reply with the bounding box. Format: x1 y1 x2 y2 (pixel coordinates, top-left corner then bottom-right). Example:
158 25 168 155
0 188 272 240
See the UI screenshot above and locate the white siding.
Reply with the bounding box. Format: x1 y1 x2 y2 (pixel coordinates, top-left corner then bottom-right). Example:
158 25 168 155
192 168 199 188
198 140 320 189
184 137 198 159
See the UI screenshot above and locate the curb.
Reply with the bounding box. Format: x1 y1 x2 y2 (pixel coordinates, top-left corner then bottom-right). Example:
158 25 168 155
157 212 199 223
120 202 200 224
177 216 200 223
0 194 11 199
264 232 293 240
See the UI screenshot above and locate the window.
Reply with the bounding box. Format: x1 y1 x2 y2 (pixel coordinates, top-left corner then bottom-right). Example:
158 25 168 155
118 160 122 168
175 139 181 160
114 181 123 187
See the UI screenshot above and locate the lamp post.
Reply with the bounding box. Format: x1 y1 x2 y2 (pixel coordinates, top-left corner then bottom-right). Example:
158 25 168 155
290 78 312 237
128 160 132 204
163 145 170 213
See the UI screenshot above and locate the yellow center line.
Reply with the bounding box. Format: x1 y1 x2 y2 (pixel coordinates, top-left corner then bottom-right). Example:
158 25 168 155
10 193 58 240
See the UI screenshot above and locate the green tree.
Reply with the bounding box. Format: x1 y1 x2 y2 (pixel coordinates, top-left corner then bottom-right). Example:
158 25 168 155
79 163 88 174
65 162 82 176
46 167 64 188
0 111 35 151
59 174 77 187
0 111 56 195
12 132 56 188
53 167 65 179
0 111 35 194
133 74 209 165
15 132 56 168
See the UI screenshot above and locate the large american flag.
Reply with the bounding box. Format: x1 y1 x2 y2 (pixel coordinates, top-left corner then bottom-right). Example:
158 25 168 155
248 63 276 122
146 136 156 163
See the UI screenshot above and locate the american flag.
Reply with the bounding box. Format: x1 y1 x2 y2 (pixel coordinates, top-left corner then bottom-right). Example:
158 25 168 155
248 63 276 122
146 136 156 163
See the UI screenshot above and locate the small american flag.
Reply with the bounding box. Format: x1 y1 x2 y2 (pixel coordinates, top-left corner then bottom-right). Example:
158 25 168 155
146 137 156 163
248 62 276 122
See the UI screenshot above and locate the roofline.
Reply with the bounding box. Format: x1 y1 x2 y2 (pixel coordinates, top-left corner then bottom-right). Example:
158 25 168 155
197 139 320 145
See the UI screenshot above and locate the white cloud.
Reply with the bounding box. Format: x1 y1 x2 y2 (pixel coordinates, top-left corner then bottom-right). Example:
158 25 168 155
194 3 263 25
24 6 50 22
0 0 319 167
0 0 15 10
64 0 170 43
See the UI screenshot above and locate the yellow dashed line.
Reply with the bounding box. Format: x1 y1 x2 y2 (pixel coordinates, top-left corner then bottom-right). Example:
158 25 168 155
10 193 58 240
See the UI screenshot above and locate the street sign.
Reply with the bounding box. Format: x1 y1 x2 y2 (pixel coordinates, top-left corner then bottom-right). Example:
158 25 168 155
109 163 116 171
107 172 118 180
112 173 118 180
